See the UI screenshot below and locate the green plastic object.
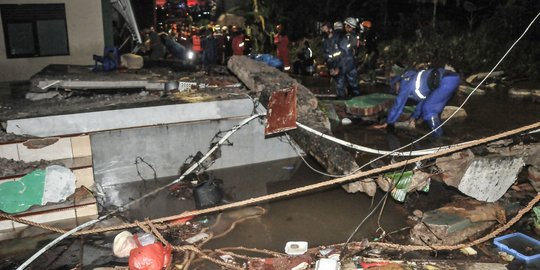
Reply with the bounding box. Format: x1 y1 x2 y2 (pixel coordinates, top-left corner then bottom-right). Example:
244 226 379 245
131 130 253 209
385 170 429 202
344 93 395 109
0 169 46 214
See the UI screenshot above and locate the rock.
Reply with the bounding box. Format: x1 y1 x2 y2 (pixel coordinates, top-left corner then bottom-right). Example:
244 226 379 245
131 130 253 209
342 179 377 197
412 209 423 218
440 106 467 123
460 247 478 256
458 84 486 96
120 53 143 69
435 150 475 187
25 91 60 101
410 199 505 245
465 71 504 84
509 87 532 98
529 166 540 192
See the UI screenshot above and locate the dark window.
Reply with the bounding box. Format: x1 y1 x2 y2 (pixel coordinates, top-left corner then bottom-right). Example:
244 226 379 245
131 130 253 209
1 4 69 58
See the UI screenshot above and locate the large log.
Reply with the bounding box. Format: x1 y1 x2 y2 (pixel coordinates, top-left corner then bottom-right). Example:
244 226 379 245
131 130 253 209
228 56 376 195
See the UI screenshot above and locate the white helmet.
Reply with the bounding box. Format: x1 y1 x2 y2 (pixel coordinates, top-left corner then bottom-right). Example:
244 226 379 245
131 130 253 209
344 17 357 28
333 21 343 30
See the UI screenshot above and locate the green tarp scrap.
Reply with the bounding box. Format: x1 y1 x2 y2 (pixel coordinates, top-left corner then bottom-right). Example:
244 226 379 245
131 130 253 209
344 93 395 116
0 169 46 214
385 171 430 202
0 165 76 214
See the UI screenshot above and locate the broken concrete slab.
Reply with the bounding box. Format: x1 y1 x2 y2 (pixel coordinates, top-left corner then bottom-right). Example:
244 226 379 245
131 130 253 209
228 56 376 195
458 155 524 202
29 64 186 92
410 198 505 245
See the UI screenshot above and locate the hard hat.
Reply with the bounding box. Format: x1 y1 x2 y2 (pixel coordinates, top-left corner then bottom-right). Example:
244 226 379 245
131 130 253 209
344 17 357 28
361 20 372 29
333 21 343 30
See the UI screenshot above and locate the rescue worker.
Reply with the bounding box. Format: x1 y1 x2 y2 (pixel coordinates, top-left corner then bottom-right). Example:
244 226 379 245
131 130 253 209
320 22 340 87
375 66 460 137
231 25 245 56
344 17 359 56
274 24 290 71
293 40 314 75
359 20 379 84
334 21 361 99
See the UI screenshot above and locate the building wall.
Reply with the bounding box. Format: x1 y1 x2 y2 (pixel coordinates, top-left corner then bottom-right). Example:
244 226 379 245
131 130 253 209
0 0 105 81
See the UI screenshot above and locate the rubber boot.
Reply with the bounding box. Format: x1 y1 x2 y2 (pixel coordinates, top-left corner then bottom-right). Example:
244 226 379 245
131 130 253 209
427 115 443 137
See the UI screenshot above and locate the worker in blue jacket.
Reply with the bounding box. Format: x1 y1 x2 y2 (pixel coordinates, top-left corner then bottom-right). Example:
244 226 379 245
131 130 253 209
376 67 460 137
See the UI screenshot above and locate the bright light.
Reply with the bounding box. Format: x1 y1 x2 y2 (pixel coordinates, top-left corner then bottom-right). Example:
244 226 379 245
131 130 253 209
187 51 194 60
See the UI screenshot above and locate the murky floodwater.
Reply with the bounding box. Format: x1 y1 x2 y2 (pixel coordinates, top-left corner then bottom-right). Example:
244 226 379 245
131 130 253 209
1 77 539 269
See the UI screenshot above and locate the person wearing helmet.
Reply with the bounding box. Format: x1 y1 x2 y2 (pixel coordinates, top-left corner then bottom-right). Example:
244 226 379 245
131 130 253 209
344 17 359 55
375 66 460 137
274 24 291 71
358 20 378 84
333 20 361 99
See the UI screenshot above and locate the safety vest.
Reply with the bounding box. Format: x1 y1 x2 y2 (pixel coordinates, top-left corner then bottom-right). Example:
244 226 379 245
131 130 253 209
192 35 202 52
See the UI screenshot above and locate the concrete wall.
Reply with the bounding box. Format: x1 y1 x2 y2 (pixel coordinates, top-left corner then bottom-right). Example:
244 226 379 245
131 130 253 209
91 117 299 189
0 0 105 81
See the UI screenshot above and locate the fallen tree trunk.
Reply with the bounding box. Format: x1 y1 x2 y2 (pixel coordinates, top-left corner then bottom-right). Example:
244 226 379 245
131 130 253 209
228 56 376 195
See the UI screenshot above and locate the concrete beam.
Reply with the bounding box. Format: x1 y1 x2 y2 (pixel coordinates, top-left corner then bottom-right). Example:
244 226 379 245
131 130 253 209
7 99 253 137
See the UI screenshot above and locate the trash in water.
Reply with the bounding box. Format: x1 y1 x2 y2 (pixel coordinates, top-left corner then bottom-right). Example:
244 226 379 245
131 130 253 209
341 117 352 125
113 231 138 258
185 232 210 244
285 241 308 255
494 232 540 262
136 233 156 246
315 258 340 270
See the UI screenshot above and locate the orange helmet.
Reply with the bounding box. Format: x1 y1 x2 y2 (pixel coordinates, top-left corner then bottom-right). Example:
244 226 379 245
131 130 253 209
361 20 372 29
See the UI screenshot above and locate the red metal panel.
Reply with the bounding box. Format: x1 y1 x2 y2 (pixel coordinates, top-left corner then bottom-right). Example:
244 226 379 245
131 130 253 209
265 86 297 136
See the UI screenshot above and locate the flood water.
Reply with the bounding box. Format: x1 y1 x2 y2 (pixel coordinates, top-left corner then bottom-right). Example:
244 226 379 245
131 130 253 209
1 77 539 269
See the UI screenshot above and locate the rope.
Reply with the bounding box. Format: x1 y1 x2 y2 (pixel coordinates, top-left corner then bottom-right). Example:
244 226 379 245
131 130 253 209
0 212 67 234
3 122 539 237
173 245 243 270
217 246 286 258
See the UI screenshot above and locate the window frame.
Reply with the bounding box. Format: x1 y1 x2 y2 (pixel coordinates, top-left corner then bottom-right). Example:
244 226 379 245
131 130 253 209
1 3 70 59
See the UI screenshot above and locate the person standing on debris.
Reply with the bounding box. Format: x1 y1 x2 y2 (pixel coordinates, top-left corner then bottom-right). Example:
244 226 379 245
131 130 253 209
334 21 361 99
321 22 343 98
359 20 379 84
374 65 460 137
293 40 315 75
274 24 290 72
201 28 218 65
344 17 360 56
231 25 246 56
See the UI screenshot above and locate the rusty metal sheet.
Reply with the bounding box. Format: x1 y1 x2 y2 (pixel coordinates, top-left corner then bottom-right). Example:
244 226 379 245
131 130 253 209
265 86 297 136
